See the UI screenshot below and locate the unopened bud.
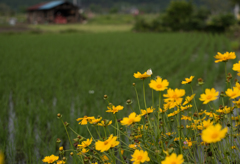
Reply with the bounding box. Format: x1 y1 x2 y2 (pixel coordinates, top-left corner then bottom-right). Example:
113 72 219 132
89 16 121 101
64 122 69 127
70 152 74 156
126 99 132 105
57 113 62 118
198 78 204 85
235 79 238 83
133 83 136 86
56 138 61 143
59 146 63 151
219 105 224 109
227 73 232 79
104 95 108 99
62 157 66 161
220 91 225 97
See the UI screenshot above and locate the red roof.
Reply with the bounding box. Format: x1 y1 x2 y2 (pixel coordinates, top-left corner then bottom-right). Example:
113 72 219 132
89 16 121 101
27 2 48 11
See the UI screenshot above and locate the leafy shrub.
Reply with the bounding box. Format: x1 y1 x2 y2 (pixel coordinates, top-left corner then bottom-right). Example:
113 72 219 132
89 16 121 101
206 13 237 33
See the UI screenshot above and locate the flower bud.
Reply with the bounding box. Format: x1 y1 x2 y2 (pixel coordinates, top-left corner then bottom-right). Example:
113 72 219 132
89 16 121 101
198 78 204 85
70 152 74 156
64 122 69 127
62 157 66 161
133 83 136 86
104 95 108 99
59 146 63 151
56 138 61 143
126 99 132 105
235 79 238 83
219 105 224 109
227 73 232 79
220 91 225 97
57 113 62 119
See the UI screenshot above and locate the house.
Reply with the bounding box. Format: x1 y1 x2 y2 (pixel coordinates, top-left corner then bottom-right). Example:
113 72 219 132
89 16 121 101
27 0 80 24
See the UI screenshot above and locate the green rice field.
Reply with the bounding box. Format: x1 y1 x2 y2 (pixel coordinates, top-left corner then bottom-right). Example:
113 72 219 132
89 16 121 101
0 31 236 163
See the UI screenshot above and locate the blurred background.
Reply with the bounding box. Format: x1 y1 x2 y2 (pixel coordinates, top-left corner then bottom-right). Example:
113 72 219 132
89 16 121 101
0 0 240 163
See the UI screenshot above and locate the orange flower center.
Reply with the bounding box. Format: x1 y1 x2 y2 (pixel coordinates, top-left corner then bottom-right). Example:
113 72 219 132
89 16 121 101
128 119 134 125
137 156 143 160
231 93 236 97
206 95 212 100
171 162 176 164
157 84 162 88
104 141 109 145
49 159 53 163
172 94 178 99
211 133 219 139
112 108 118 112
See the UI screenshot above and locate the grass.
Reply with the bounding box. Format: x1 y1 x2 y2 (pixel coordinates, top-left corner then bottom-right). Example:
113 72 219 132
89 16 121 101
0 31 235 163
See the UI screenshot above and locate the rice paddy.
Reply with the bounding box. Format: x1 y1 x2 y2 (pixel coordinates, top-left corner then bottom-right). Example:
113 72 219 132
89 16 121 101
0 31 235 163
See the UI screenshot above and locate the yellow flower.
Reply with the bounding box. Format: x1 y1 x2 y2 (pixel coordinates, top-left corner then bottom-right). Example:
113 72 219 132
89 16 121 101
57 160 66 164
180 104 192 111
97 120 112 127
225 87 240 99
121 112 141 126
133 72 151 79
233 99 240 108
214 52 236 63
202 119 213 128
129 144 138 149
100 155 109 161
181 115 191 121
106 105 123 114
235 82 240 90
140 107 154 116
216 106 233 114
131 150 150 164
59 146 63 151
199 88 219 104
202 124 228 143
181 76 194 84
149 77 169 91
0 151 4 164
95 134 118 152
183 94 195 105
161 153 184 164
232 146 236 149
76 116 95 125
163 88 185 105
89 117 102 124
233 61 240 75
78 138 92 148
42 154 59 163
163 101 176 110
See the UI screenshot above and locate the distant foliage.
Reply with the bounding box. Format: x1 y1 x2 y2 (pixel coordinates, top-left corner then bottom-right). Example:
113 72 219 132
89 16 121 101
133 1 236 33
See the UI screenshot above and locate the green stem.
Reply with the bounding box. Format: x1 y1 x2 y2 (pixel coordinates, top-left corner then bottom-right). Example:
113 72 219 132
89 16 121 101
143 79 147 109
134 85 141 113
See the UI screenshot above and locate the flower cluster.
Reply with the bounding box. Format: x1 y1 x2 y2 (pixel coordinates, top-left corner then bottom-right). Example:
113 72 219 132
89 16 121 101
43 51 240 164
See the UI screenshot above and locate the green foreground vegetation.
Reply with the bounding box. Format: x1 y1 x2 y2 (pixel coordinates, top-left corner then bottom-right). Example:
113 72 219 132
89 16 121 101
0 31 235 163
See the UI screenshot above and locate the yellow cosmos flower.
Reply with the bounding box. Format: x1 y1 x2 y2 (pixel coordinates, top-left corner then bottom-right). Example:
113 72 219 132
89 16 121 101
149 77 169 91
78 138 92 148
129 144 138 149
131 150 150 164
77 148 89 156
164 101 176 110
163 88 185 105
140 107 154 116
180 104 192 111
97 120 112 127
76 116 95 125
89 117 102 124
233 99 240 108
181 76 194 84
199 88 219 104
161 153 184 164
95 134 118 152
0 151 4 164
42 154 59 163
214 52 236 63
57 160 66 164
216 106 233 114
183 94 195 105
133 72 151 79
100 155 109 161
181 115 191 121
106 105 124 114
235 82 240 90
202 124 228 143
121 112 141 126
225 87 240 99
233 61 240 75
